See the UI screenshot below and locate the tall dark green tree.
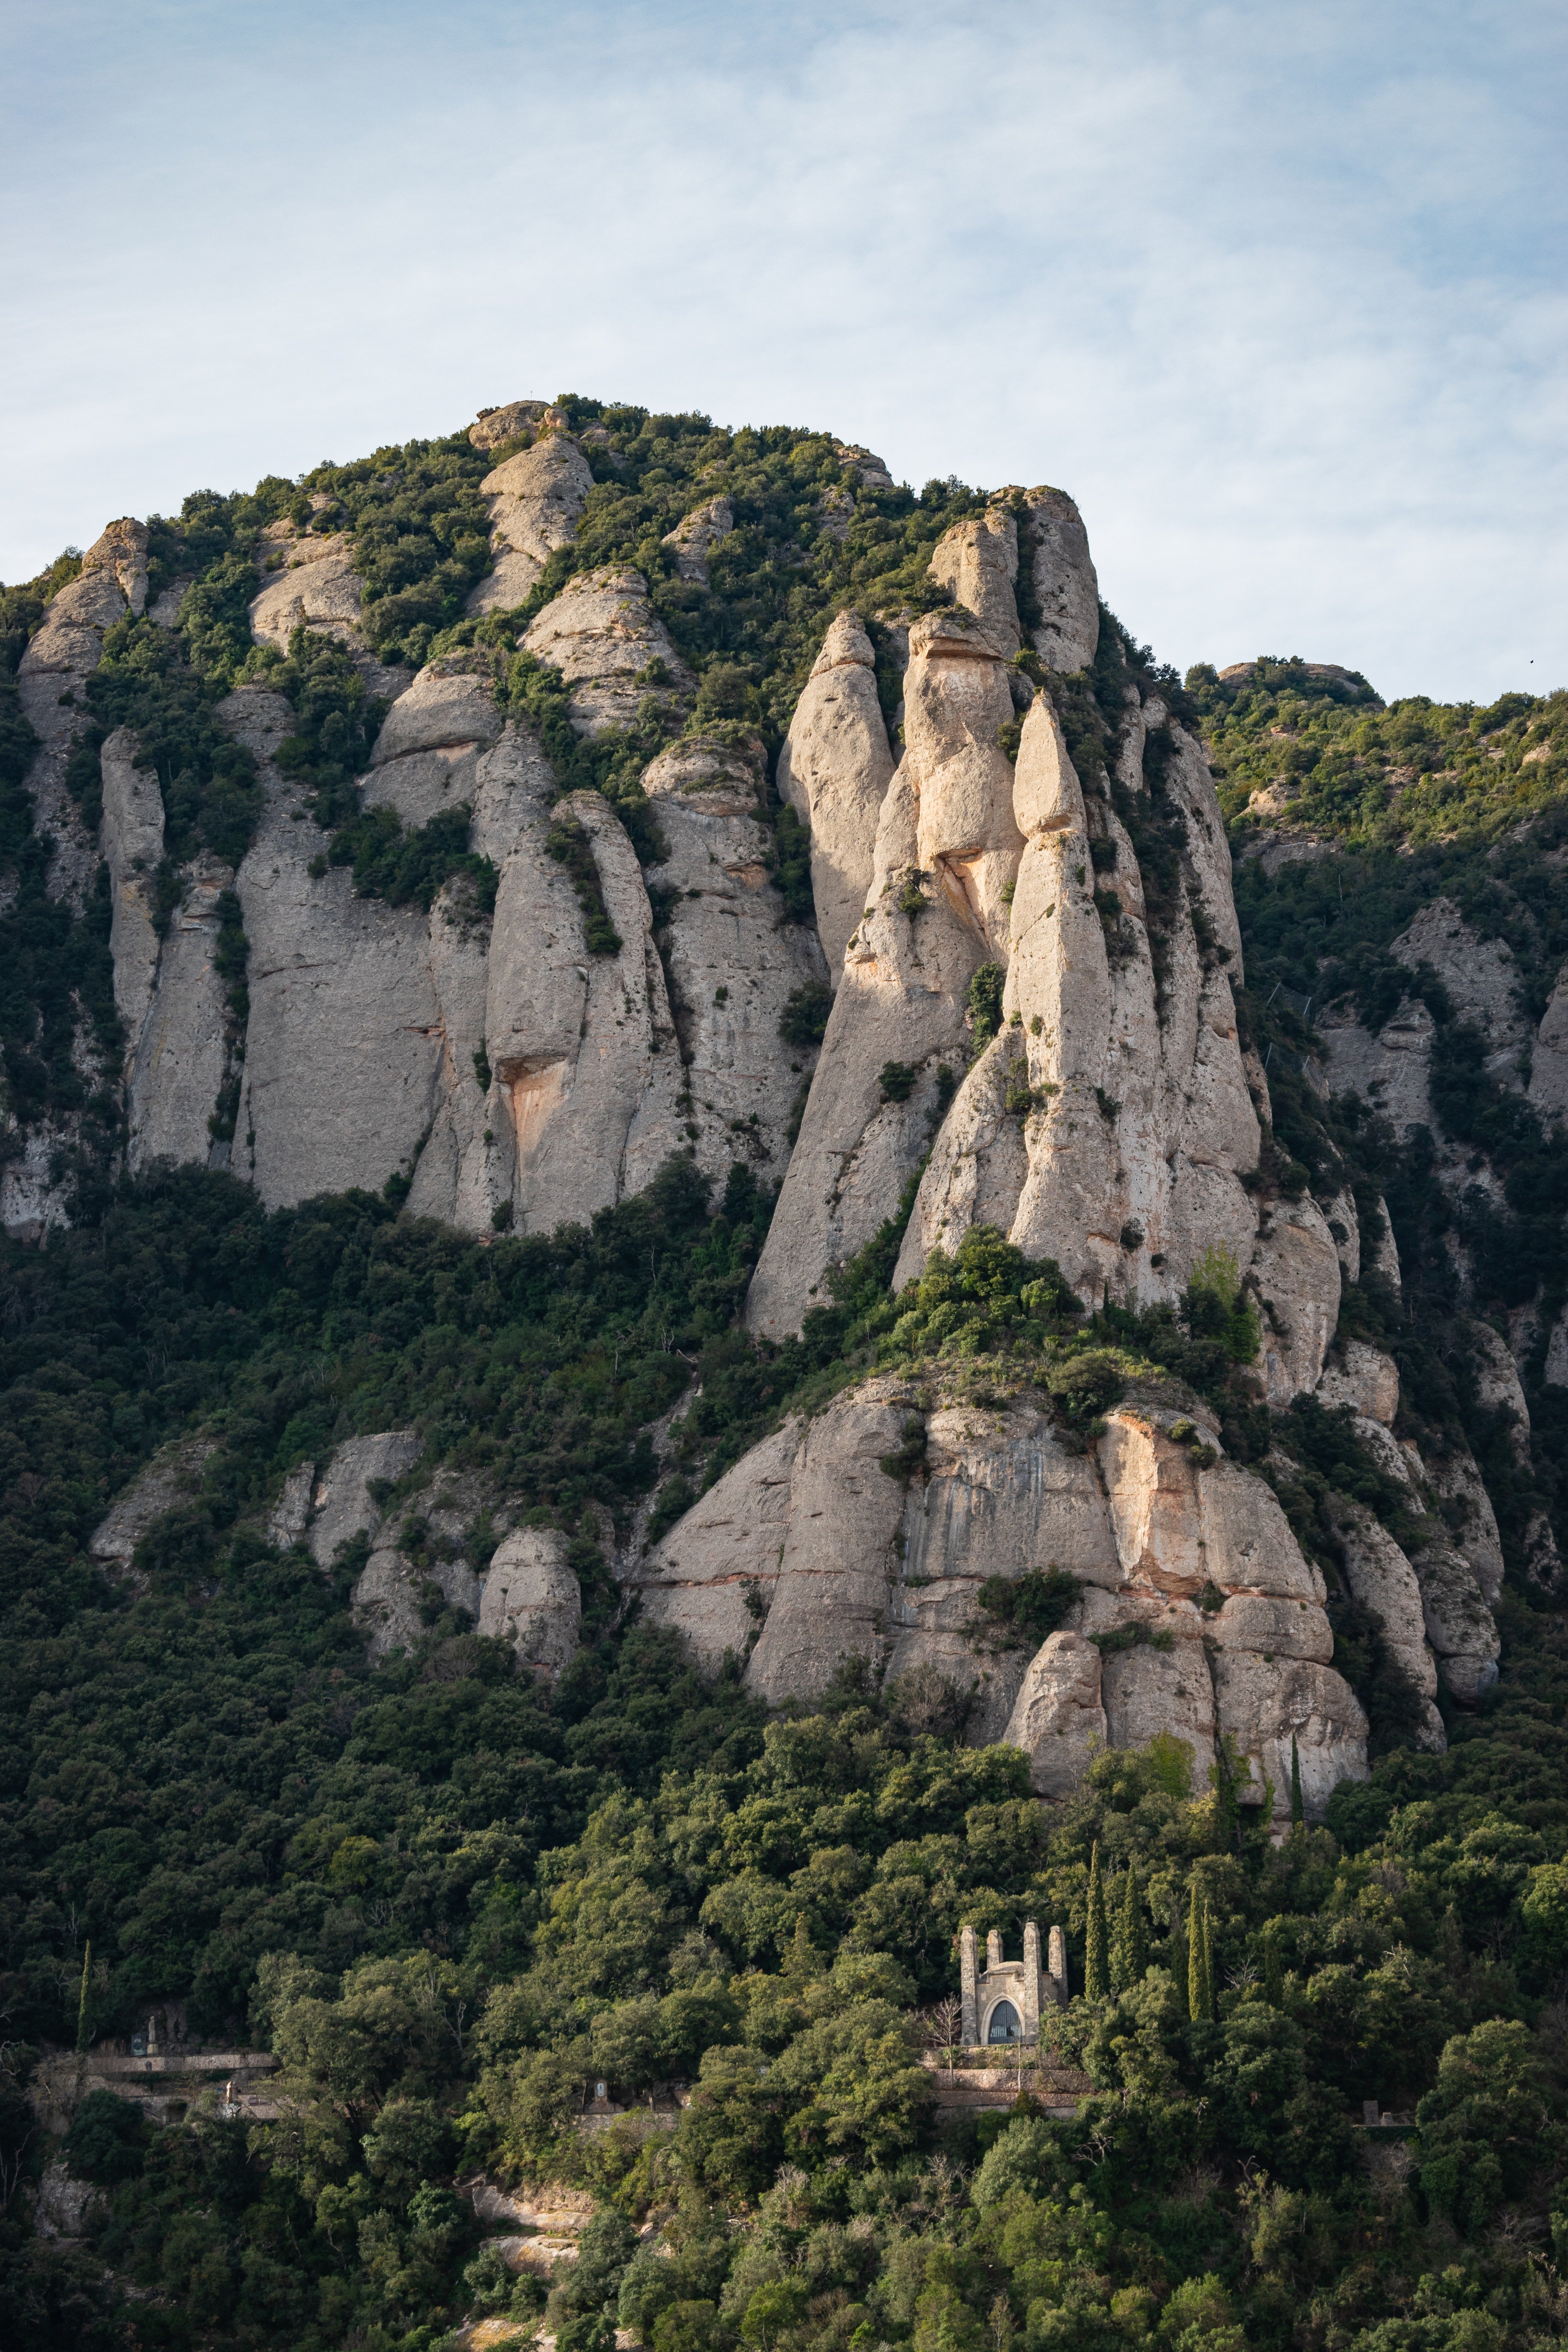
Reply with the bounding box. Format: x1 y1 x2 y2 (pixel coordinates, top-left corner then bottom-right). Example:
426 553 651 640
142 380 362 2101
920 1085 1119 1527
1109 1864 1146 1993
1084 1843 1109 2001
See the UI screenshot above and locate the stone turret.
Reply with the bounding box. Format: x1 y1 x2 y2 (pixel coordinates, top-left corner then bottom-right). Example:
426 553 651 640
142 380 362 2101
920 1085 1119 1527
959 1918 1066 2045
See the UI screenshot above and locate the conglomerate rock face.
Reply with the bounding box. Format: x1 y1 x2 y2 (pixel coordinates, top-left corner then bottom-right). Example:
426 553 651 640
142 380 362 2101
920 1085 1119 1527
637 1376 1374 1823
35 439 1521 1812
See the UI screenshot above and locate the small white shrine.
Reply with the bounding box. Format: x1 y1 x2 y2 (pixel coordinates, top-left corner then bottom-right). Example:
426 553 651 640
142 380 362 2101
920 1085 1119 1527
960 1921 1068 2045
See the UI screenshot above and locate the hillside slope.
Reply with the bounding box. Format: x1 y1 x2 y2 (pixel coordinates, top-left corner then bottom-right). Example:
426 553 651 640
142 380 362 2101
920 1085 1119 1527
1 400 1566 2352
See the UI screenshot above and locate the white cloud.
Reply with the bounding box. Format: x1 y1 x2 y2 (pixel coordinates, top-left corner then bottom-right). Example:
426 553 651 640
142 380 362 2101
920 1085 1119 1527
2 0 1563 700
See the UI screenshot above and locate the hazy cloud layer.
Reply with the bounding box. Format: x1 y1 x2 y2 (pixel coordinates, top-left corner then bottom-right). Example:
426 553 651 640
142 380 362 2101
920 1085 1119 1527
3 0 1563 699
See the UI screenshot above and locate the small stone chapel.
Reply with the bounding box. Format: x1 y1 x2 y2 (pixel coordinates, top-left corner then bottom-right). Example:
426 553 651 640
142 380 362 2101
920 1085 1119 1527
960 1921 1068 2045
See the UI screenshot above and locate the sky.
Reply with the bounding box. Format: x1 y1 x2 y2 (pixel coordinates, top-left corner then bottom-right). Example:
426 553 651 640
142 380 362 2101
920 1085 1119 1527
2 0 1564 705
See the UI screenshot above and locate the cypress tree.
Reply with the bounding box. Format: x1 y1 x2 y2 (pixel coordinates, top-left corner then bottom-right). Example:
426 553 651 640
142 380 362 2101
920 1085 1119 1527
1213 1736 1238 1856
75 1939 92 2058
1290 1734 1305 1832
1171 1900 1190 2022
1111 1863 1146 1991
1085 1843 1109 2001
1201 1902 1215 2020
1187 1882 1207 2022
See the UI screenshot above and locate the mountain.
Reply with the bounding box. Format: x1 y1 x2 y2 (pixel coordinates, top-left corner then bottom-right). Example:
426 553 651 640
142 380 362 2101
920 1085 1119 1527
1 397 1565 2352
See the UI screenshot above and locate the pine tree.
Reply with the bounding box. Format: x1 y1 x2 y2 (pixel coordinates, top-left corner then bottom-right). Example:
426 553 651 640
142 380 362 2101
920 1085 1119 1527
1111 1863 1146 1991
1290 1734 1305 1833
1187 1881 1208 2021
1085 1843 1109 2001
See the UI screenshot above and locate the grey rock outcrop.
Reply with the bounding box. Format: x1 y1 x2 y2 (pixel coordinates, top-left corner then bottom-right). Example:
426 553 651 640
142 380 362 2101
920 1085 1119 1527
1021 489 1099 673
469 399 550 452
1469 1320 1561 1583
893 690 1283 1355
775 612 897 979
477 787 687 1235
364 651 505 828
1423 1443 1505 1604
1328 1501 1446 1750
251 529 365 651
89 1436 220 1583
100 725 238 1173
640 1375 920 1704
928 507 1022 660
477 1530 581 1679
470 432 594 613
1529 965 1568 1126
747 608 1023 1337
640 1381 1368 1820
225 689 448 1209
642 735 829 1187
521 566 693 734
100 728 167 1047
1002 1632 1106 1797
1316 1341 1399 1425
16 519 151 916
128 855 235 1174
307 1431 421 1568
662 497 734 585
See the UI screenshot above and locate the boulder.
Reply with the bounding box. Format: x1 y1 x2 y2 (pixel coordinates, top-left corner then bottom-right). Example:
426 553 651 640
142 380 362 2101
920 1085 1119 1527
1318 995 1436 1137
469 432 594 612
267 1463 316 1550
642 735 829 1187
1411 1535 1501 1703
1002 1632 1106 1796
1469 1319 1561 1584
927 506 1021 659
477 1530 581 1679
1210 1654 1370 1820
637 1422 801 1664
833 445 895 489
775 611 896 978
662 496 734 584
348 1472 492 1661
1102 1641 1218 1788
1316 1341 1398 1424
403 720 560 1234
520 566 693 735
1020 489 1099 673
15 522 148 926
469 399 550 452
